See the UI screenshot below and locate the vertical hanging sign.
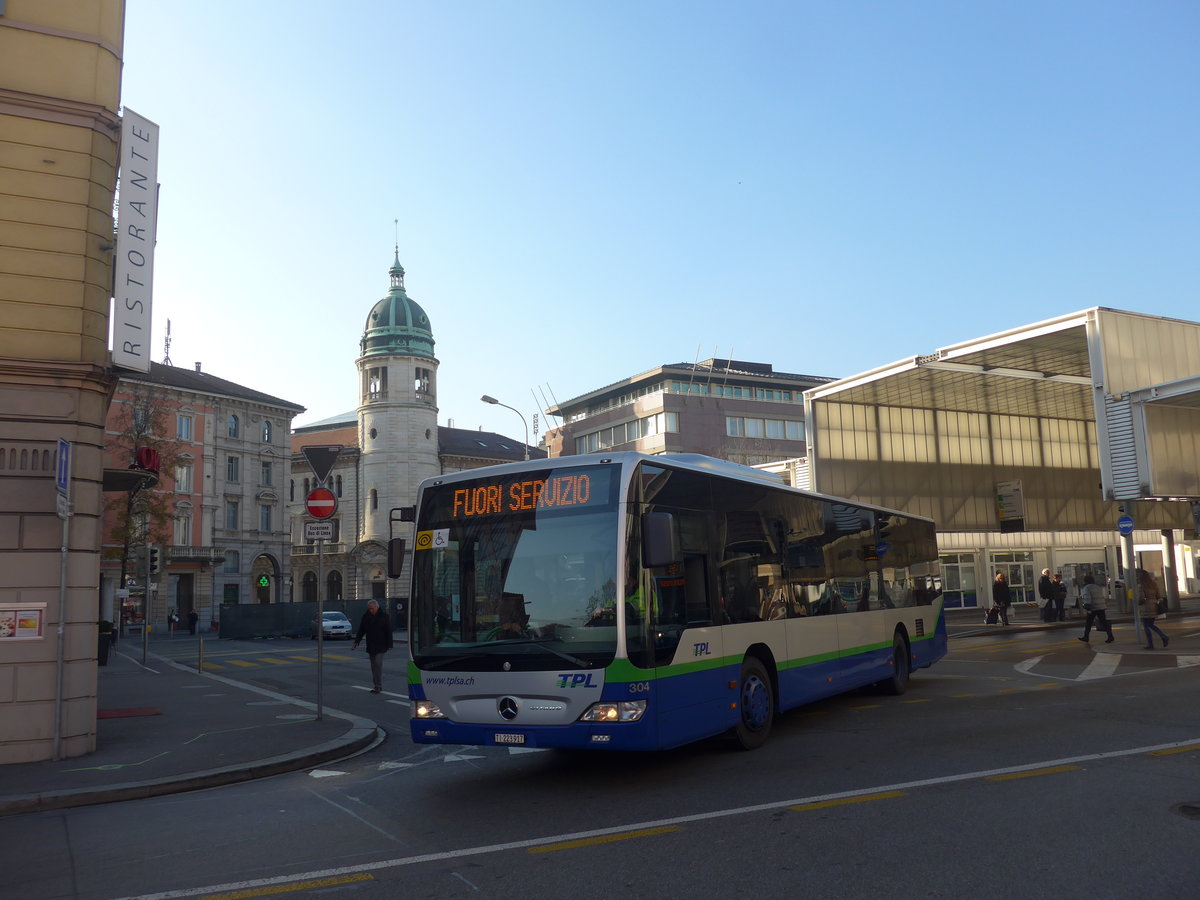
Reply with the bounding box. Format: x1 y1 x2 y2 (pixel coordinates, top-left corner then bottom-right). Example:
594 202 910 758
112 108 160 373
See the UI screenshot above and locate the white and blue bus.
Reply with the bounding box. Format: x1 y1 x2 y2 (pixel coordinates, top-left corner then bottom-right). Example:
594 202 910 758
407 452 945 751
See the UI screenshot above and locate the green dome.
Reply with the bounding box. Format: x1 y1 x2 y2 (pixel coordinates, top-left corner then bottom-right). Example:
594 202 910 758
360 253 435 359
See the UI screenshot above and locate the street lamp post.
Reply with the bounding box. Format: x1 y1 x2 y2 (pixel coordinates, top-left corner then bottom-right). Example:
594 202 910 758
481 395 530 460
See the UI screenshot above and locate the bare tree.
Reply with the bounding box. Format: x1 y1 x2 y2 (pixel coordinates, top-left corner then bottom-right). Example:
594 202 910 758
104 384 186 601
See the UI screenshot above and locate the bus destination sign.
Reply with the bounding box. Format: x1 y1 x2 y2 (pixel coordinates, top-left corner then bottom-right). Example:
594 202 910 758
452 473 597 519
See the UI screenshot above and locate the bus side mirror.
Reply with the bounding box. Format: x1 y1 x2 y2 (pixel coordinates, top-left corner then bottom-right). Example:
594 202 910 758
642 512 679 568
387 538 406 578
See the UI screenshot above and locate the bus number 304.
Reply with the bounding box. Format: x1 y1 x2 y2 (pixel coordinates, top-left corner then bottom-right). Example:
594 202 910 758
628 682 651 694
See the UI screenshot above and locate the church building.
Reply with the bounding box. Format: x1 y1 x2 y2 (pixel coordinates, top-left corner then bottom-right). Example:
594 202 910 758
288 252 541 615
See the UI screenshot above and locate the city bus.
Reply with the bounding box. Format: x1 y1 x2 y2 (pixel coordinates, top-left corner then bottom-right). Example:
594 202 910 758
407 452 945 751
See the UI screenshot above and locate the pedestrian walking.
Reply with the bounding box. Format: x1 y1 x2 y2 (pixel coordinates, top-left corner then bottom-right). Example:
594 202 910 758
1137 572 1169 650
1037 569 1056 623
353 599 394 693
991 572 1012 626
1077 574 1114 644
1052 572 1068 621
187 609 199 635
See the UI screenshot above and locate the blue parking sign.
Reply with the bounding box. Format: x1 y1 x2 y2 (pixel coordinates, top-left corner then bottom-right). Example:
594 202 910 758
56 438 71 495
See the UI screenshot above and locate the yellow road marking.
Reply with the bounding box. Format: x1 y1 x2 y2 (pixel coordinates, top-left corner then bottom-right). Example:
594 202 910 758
850 704 880 710
226 659 257 668
200 663 224 670
1149 744 1200 757
791 791 906 812
528 825 680 854
986 765 1080 782
902 698 931 704
289 656 318 662
200 872 373 898
325 653 354 660
257 657 291 665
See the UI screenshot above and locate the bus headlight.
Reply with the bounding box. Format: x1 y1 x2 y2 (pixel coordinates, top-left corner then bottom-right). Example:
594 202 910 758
414 700 446 719
579 700 647 723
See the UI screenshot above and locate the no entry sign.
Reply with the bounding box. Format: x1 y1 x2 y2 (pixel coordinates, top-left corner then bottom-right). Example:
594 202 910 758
305 487 337 520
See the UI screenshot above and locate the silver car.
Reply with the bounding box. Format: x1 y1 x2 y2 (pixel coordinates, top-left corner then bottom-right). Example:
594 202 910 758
311 610 353 640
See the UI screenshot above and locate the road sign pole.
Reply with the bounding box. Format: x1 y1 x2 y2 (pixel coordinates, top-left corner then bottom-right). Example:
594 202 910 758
317 535 324 722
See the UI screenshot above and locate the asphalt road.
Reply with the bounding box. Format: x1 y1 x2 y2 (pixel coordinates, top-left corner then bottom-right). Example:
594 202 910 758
5 626 1199 899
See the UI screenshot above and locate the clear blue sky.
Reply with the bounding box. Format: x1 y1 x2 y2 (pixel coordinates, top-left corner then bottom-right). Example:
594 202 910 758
120 1 1199 437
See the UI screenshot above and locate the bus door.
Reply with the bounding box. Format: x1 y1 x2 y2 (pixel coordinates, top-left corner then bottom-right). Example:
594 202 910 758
652 552 727 747
783 581 845 703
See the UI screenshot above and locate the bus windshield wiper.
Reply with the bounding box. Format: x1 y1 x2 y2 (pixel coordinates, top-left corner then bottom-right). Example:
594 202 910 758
495 639 593 668
420 654 479 671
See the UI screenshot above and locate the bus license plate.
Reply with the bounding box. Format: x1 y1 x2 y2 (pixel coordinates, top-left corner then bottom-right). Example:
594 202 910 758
494 733 525 745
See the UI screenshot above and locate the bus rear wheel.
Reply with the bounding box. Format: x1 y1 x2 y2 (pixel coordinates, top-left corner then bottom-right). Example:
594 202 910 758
734 657 774 750
879 634 910 696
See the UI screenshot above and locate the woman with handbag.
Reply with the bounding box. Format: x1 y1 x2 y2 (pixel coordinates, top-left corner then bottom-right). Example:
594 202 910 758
1077 574 1114 644
1137 572 1169 650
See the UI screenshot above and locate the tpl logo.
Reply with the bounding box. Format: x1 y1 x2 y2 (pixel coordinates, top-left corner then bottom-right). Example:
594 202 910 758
556 673 599 689
693 642 711 657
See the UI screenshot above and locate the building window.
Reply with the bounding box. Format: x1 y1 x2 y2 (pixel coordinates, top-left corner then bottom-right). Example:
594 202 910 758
174 512 191 546
370 488 378 510
224 550 239 574
261 461 272 485
289 479 295 501
223 583 240 604
228 414 239 438
726 416 805 441
303 477 310 495
260 504 272 532
335 474 343 497
415 367 432 398
262 420 272 443
177 415 193 440
368 366 387 400
174 463 193 493
225 500 239 530
331 518 341 542
227 455 240 482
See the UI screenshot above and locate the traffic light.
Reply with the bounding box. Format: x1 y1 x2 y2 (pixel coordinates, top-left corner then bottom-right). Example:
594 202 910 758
148 545 161 575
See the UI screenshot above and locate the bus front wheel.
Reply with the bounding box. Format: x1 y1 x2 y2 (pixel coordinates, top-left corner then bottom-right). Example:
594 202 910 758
734 657 774 750
879 634 910 696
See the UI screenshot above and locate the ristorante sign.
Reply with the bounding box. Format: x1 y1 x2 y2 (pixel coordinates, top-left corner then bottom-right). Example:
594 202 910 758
112 108 160 373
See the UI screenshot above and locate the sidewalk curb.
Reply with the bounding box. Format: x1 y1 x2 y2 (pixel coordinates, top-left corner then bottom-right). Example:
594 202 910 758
0 655 384 818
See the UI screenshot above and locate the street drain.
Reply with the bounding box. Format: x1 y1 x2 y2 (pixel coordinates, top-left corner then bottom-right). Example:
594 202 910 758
1172 803 1200 821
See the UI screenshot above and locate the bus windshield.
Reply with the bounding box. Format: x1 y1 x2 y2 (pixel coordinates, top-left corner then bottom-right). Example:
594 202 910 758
410 464 622 671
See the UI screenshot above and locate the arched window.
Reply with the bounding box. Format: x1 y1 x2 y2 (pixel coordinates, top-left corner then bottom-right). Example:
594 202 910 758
302 571 318 604
327 570 343 603
289 479 295 501
262 420 272 443
228 414 239 438
371 488 378 510
335 474 343 497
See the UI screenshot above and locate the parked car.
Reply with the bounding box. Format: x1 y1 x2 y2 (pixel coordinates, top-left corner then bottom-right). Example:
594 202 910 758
311 610 353 640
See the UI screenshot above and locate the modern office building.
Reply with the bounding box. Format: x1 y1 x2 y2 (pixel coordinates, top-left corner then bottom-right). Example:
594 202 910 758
795 308 1200 608
0 2 126 763
544 359 834 466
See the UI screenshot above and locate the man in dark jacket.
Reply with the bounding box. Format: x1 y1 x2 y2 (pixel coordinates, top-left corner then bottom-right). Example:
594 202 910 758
353 600 394 693
1037 569 1056 623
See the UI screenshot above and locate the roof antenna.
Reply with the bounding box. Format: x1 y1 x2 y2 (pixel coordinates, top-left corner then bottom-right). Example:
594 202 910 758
394 217 399 257
162 318 172 366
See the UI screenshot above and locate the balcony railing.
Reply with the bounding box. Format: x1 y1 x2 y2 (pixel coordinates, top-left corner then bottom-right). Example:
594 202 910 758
291 543 347 556
165 546 226 565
